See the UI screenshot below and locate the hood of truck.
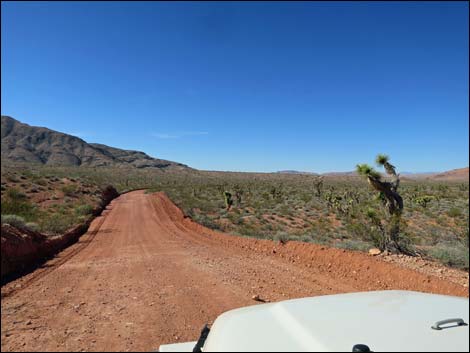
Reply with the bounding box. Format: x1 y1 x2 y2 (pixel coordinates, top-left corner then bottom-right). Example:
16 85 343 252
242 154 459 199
201 290 469 352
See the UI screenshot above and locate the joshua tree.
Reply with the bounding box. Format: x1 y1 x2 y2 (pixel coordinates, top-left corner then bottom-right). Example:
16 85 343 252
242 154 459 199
356 154 411 254
223 191 233 211
270 185 283 200
235 190 243 206
324 191 334 208
233 184 243 206
313 176 324 197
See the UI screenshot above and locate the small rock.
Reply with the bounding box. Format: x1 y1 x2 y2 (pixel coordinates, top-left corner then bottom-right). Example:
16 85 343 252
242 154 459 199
26 320 32 325
368 248 382 256
252 294 261 301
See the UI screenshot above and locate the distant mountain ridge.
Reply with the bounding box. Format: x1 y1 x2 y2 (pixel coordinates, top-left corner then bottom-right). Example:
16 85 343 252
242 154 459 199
276 170 319 175
1 116 189 169
427 167 469 181
320 169 469 181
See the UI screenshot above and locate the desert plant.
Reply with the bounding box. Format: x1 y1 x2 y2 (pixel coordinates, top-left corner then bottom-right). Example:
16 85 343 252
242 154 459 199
25 222 40 231
428 243 469 270
414 195 434 208
313 176 324 196
1 188 37 220
356 154 412 254
234 185 243 206
5 187 27 201
223 191 233 211
61 184 78 196
270 185 283 200
1 214 26 228
274 231 290 244
447 207 462 218
75 204 94 216
39 213 76 234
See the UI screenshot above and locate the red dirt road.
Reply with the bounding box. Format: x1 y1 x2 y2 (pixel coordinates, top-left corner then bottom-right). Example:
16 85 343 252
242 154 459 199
1 191 468 352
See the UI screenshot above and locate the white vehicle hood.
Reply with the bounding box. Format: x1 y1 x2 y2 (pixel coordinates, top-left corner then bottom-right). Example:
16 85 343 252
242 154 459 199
202 290 469 352
159 290 469 352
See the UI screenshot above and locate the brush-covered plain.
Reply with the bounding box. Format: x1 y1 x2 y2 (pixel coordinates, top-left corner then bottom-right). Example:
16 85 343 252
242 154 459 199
1 163 468 270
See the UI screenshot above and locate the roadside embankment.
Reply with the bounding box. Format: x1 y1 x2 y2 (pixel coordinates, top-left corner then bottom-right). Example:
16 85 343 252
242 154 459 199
1 185 119 283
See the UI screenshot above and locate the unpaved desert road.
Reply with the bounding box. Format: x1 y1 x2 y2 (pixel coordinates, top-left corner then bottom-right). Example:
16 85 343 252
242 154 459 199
1 191 468 352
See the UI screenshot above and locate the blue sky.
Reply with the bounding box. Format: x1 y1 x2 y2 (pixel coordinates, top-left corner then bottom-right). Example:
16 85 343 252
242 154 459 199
1 1 468 173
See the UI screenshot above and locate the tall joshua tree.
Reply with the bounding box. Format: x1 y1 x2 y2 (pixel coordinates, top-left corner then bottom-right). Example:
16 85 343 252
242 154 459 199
223 191 233 211
356 154 410 254
313 176 324 197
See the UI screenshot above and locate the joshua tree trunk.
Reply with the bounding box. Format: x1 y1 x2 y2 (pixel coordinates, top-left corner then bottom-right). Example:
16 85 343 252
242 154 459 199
366 177 403 215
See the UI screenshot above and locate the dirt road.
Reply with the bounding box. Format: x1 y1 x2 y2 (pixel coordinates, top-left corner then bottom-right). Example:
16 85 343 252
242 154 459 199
1 191 468 352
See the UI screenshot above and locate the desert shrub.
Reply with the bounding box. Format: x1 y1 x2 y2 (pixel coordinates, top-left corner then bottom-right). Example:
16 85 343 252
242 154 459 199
36 178 48 186
61 184 78 196
274 231 290 243
234 216 245 225
75 204 93 216
1 188 37 220
25 222 39 231
235 223 259 237
5 174 19 183
193 214 221 230
1 214 26 228
5 188 27 200
298 234 314 243
447 207 462 218
39 213 75 234
335 239 371 252
428 243 469 270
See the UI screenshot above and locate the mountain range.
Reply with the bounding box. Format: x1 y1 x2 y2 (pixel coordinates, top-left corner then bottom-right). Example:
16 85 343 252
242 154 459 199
1 116 188 170
2 116 468 180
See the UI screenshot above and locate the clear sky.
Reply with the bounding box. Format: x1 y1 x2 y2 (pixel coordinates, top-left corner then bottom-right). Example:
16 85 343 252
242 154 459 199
1 1 468 173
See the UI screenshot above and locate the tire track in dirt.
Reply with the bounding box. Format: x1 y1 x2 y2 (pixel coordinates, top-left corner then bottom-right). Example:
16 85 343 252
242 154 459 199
1 190 467 352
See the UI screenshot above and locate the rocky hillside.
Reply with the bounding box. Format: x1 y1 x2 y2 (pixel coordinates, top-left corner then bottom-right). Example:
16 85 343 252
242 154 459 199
1 116 189 169
428 167 469 181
